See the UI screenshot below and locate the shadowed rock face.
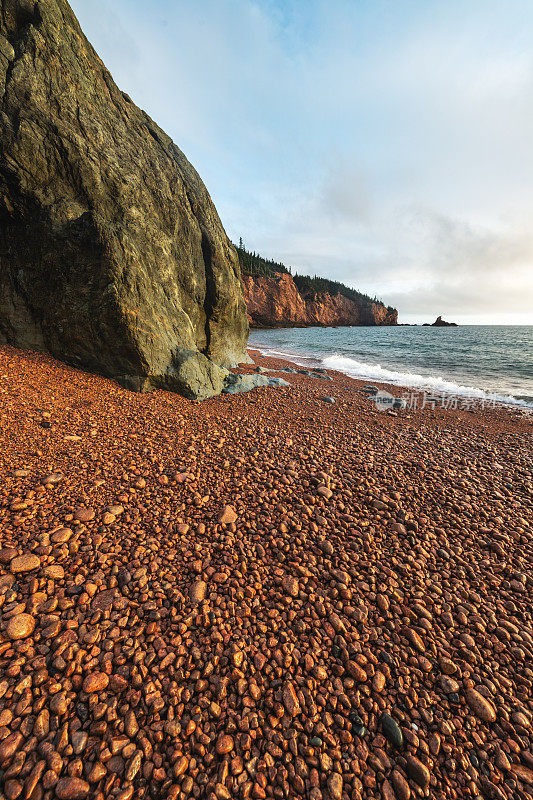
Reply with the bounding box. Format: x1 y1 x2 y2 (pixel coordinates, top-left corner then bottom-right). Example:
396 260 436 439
243 274 398 327
0 0 249 399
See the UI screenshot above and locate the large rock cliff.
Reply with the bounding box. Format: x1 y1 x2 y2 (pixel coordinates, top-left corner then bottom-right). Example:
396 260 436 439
243 273 397 327
0 0 249 399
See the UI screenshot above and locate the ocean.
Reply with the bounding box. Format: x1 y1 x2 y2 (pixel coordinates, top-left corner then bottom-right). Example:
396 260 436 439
249 325 533 408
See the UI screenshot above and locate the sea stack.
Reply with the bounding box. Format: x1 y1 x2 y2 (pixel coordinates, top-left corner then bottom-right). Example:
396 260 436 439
431 316 458 327
0 0 249 399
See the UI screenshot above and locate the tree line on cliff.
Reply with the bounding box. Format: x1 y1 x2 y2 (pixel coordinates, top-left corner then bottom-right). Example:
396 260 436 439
235 239 393 312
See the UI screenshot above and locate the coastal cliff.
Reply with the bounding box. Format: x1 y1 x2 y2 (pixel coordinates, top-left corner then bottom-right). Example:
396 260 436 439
243 273 398 327
0 0 249 399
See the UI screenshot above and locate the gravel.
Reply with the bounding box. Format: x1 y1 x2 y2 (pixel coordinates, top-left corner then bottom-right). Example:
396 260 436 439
0 344 531 800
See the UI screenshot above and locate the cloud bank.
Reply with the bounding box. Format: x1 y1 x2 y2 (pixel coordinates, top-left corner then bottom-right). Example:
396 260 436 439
70 0 533 323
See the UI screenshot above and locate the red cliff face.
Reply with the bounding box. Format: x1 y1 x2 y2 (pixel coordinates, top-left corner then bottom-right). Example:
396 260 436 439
243 274 397 327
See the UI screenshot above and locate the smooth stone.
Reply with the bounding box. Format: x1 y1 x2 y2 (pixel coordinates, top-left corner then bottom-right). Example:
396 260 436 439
392 769 411 800
282 575 299 597
125 751 143 781
346 661 367 682
282 681 300 716
71 732 88 755
326 773 343 800
407 755 431 788
83 673 109 693
465 687 497 723
0 732 23 761
50 693 68 715
381 712 404 750
50 528 73 543
190 580 207 604
216 735 234 755
41 473 63 485
10 554 40 572
55 777 90 799
91 588 117 611
373 671 386 692
0 548 18 563
6 613 35 640
218 505 237 524
440 675 460 693
511 765 533 785
43 565 65 579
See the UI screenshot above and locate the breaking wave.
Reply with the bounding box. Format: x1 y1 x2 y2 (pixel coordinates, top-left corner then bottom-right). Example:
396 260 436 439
322 354 532 407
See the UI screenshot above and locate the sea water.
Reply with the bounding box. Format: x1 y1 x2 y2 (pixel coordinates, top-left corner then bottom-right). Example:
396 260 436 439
249 326 533 408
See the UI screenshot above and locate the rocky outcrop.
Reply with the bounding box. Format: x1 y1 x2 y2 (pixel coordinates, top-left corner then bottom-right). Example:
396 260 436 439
0 0 249 399
243 273 397 327
432 316 458 327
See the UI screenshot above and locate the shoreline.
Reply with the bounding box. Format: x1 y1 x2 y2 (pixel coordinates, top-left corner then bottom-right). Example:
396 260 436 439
0 343 532 800
245 347 533 420
247 338 533 411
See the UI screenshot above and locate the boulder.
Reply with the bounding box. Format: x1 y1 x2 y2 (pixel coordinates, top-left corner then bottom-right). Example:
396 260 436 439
0 0 249 399
222 373 289 395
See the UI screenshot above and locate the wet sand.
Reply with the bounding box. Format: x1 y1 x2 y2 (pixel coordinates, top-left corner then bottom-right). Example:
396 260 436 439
0 344 532 800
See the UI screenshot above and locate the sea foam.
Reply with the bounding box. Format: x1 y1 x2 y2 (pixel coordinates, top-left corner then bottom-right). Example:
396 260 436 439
322 354 532 407
250 343 532 408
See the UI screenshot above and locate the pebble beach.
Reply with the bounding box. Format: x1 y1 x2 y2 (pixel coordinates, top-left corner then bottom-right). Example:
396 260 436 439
0 343 532 800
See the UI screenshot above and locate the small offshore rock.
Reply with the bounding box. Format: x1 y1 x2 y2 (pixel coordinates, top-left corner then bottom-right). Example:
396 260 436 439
222 373 289 394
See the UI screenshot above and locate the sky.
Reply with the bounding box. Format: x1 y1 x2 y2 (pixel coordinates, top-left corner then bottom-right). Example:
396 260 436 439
70 0 533 324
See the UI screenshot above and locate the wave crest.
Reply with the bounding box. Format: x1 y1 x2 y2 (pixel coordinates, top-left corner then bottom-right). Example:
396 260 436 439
322 354 532 407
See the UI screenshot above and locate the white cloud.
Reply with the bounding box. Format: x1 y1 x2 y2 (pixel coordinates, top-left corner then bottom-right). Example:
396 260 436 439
70 0 533 323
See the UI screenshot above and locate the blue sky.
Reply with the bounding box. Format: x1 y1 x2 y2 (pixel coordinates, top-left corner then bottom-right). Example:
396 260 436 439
71 0 533 323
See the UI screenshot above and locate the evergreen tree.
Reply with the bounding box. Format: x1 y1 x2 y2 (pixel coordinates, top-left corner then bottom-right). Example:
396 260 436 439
232 239 383 310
